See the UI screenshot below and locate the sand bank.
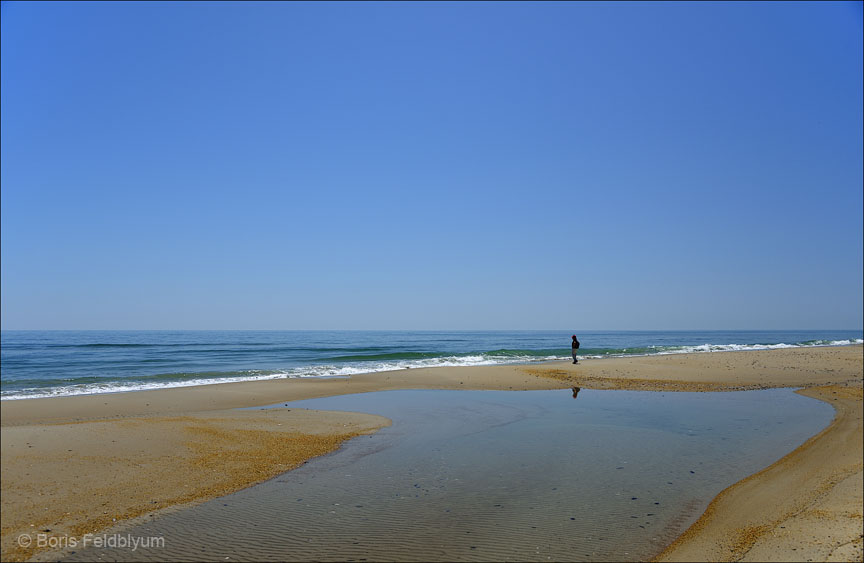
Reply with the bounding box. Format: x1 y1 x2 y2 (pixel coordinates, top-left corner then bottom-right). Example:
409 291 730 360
1 345 861 561
0 409 388 561
521 344 863 392
655 385 863 562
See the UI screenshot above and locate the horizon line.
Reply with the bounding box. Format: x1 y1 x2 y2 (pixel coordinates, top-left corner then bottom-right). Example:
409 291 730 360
2 328 862 332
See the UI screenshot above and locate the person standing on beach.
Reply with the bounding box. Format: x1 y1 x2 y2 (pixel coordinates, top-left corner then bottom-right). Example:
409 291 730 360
571 335 580 364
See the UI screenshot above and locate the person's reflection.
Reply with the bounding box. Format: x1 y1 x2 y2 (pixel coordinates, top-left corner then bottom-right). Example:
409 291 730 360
571 386 581 399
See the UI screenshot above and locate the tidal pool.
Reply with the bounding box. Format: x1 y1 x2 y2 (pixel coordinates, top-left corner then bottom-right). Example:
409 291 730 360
67 387 834 562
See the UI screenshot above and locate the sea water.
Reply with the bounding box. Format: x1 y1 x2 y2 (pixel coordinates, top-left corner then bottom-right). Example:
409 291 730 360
64 387 834 562
2 329 861 399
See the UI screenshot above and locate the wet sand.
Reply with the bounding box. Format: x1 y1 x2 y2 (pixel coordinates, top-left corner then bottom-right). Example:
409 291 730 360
655 385 863 562
0 409 389 561
1 345 862 561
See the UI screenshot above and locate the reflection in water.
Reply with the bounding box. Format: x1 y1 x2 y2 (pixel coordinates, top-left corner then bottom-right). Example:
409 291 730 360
64 389 835 563
572 386 581 399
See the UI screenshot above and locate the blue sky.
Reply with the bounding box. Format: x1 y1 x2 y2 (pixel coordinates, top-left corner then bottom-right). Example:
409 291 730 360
1 1 862 330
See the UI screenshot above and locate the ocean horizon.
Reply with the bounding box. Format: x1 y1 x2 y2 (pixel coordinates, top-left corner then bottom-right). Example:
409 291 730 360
2 329 861 401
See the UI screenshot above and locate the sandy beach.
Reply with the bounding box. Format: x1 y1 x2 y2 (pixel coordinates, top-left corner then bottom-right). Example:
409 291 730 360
1 345 862 561
4 1 861 560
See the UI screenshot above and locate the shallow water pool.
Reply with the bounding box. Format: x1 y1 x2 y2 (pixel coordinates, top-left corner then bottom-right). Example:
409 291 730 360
67 388 834 562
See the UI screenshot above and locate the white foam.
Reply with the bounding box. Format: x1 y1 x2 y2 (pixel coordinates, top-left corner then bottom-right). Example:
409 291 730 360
0 354 566 400
2 339 859 400
0 371 296 401
647 339 861 356
574 339 863 360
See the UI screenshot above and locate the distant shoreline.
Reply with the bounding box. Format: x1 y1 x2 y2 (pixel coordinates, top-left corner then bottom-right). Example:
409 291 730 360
2 334 861 401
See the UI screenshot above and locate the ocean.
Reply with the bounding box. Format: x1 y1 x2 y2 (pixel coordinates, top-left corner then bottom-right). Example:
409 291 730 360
1 330 861 400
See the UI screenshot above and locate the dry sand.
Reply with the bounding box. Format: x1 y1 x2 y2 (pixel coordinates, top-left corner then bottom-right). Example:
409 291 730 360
1 345 862 562
521 344 863 392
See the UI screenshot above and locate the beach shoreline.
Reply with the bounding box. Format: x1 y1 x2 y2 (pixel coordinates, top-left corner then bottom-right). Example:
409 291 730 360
655 384 863 562
1 345 862 562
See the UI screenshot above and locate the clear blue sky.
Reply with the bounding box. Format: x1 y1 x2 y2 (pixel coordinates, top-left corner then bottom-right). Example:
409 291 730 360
1 1 862 330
